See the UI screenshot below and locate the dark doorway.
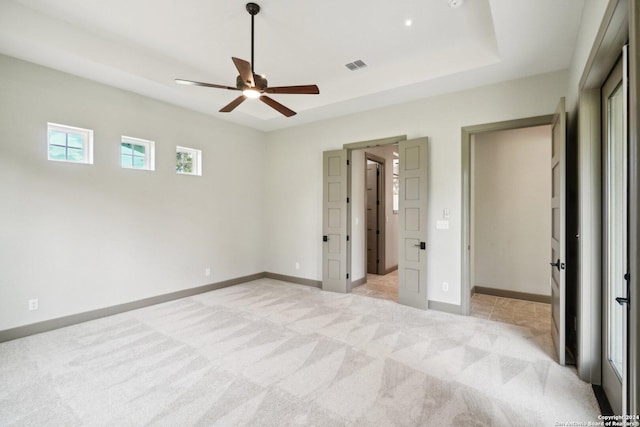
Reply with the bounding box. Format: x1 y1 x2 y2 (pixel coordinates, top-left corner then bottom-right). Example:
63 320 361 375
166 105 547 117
366 154 385 274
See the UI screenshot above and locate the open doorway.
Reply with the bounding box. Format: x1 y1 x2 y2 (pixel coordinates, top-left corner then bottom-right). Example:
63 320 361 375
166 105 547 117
350 145 400 302
366 154 385 275
322 135 428 309
469 124 555 356
460 110 575 364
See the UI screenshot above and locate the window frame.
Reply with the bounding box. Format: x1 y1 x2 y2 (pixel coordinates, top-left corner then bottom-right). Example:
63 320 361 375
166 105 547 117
176 146 202 176
47 122 94 164
120 136 155 171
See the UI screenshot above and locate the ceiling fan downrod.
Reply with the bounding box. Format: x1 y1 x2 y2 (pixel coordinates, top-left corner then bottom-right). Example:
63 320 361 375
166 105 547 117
246 2 260 73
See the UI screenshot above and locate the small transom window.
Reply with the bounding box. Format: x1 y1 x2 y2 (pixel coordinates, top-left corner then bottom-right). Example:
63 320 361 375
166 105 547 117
121 136 155 171
47 123 93 164
176 146 202 176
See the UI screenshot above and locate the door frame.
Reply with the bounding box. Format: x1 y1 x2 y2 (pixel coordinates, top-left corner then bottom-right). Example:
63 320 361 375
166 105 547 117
576 0 639 412
344 135 407 291
365 153 386 275
461 114 554 317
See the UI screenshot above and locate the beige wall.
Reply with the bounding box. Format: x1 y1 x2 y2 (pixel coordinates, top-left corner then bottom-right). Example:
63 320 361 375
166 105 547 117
0 55 266 330
471 125 552 296
264 70 568 306
566 0 609 117
351 149 366 281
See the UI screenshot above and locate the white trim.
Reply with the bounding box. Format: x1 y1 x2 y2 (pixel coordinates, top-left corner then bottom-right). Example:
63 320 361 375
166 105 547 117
176 146 202 176
47 122 93 164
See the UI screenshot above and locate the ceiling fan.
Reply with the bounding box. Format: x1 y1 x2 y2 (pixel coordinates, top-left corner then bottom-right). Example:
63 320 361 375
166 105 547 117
175 2 319 117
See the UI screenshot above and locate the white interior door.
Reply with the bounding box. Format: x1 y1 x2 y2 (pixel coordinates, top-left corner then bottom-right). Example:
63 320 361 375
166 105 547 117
322 149 348 293
551 97 567 365
398 137 428 309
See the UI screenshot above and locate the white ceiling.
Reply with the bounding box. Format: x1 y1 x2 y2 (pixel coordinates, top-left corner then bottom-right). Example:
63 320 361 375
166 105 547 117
0 0 585 131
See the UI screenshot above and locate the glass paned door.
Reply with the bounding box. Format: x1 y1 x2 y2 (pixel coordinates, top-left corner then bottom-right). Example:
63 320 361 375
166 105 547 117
601 50 628 415
606 80 626 379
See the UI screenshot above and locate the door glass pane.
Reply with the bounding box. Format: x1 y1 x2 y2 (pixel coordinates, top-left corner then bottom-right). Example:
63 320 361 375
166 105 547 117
606 82 625 378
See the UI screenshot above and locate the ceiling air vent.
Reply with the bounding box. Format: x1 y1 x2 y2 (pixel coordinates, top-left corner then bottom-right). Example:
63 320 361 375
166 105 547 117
345 60 368 71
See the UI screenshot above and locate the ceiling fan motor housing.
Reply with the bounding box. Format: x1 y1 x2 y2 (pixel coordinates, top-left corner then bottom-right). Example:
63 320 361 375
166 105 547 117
236 74 267 91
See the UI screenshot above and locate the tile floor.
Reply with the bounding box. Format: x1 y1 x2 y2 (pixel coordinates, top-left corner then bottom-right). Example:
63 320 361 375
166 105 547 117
470 292 551 330
352 271 552 349
351 270 398 302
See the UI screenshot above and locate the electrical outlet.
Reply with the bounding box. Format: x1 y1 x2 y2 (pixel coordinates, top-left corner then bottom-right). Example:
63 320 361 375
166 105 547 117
295 262 300 270
28 298 38 311
436 220 449 230
205 267 211 277
442 282 449 292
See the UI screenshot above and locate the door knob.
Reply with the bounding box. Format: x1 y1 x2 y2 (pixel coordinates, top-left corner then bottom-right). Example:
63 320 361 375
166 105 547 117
617 274 631 306
615 297 629 306
550 259 565 271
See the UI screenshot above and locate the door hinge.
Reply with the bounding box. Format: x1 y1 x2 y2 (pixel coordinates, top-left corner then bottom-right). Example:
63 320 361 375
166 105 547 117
376 200 380 205
346 235 350 241
376 230 379 235
346 273 350 279
376 259 379 264
624 272 630 281
347 159 350 166
377 170 380 176
347 197 350 203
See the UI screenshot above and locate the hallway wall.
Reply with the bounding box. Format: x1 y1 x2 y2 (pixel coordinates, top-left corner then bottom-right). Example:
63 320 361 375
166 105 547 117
351 145 399 282
471 125 552 296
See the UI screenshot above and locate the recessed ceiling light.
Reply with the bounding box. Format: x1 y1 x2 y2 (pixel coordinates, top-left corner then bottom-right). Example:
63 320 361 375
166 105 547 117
404 19 413 27
448 0 464 8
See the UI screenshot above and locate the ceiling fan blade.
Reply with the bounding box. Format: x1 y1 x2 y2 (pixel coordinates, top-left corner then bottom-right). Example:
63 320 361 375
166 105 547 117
260 95 296 117
220 95 247 113
265 85 320 95
232 57 255 88
175 79 239 91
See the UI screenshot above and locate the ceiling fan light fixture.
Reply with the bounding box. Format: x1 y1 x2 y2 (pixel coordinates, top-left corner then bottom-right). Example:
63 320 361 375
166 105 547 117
243 89 261 99
175 2 319 117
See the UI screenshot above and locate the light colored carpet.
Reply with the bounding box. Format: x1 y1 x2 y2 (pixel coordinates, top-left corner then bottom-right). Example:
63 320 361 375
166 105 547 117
0 279 599 426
